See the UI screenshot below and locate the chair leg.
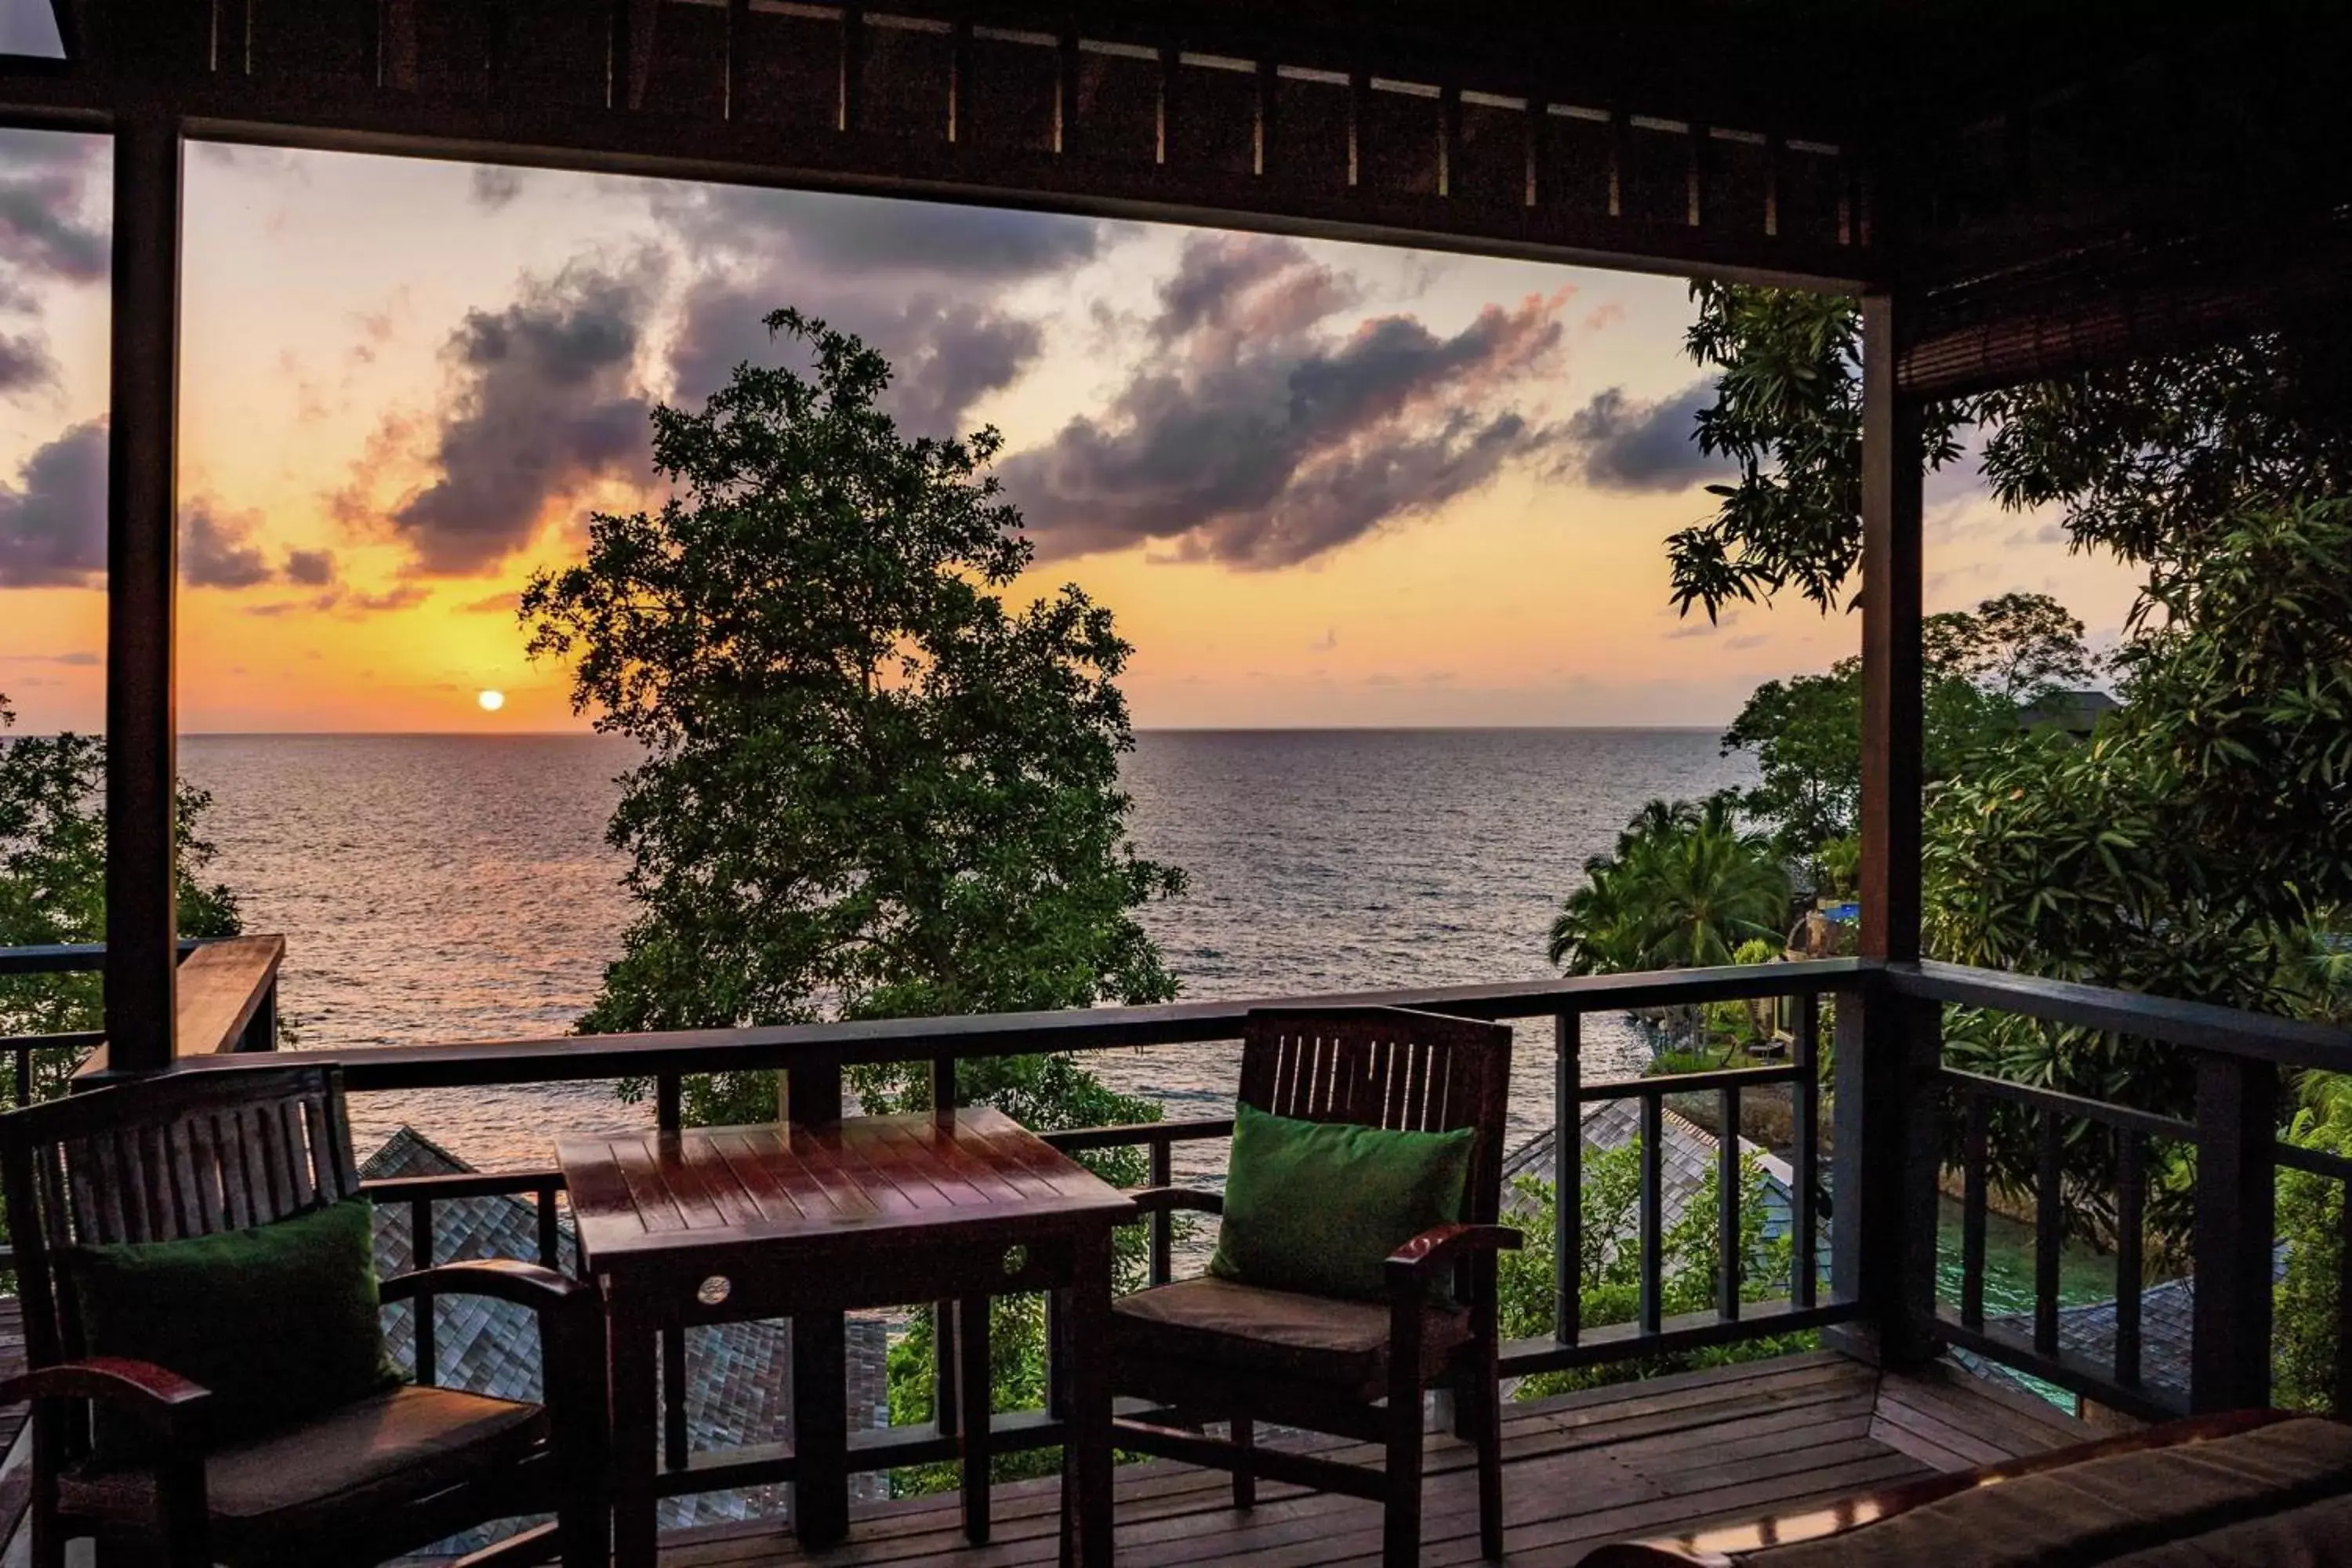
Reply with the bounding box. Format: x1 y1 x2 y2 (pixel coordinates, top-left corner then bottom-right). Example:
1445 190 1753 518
1383 1392 1425 1568
1460 1370 1505 1560
1232 1416 1256 1510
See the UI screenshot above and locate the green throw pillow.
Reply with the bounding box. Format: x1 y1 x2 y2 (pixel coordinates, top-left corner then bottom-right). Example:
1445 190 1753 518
1209 1103 1475 1303
64 1196 403 1464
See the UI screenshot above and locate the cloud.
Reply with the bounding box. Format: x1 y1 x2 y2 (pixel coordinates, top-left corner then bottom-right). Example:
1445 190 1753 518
655 186 1109 434
0 129 107 286
180 504 274 589
383 260 659 575
283 547 336 586
0 129 107 401
0 419 104 587
470 166 525 210
1663 611 1736 640
459 590 518 615
1726 632 1770 650
1564 379 1725 493
1000 234 1570 568
0 649 98 666
0 329 54 393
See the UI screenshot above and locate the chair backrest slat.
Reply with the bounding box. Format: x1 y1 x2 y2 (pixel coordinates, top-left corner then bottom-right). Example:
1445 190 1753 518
0 1065 362 1381
1240 1007 1513 1227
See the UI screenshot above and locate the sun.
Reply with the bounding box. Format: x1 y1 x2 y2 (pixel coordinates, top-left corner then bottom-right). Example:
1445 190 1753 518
477 689 506 713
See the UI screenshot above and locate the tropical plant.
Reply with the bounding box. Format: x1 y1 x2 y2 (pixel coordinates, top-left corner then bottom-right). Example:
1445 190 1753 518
1547 794 1789 977
521 311 1186 1490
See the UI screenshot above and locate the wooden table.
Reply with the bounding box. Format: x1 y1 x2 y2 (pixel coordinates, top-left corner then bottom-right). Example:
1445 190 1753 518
559 1108 1136 1567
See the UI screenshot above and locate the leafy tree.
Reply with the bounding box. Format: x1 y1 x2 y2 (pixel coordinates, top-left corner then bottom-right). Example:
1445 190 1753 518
0 700 243 1102
1926 593 2095 704
524 310 1185 1109
1719 593 2091 860
1547 794 1789 978
523 310 1185 1489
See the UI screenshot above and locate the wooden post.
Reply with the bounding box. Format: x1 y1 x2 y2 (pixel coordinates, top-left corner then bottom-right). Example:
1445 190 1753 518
2190 1051 2275 1412
102 108 185 1076
1828 988 1942 1366
1835 292 1938 1363
1857 289 1924 967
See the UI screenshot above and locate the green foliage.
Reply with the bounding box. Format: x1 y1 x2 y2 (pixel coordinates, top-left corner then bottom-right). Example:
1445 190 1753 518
0 701 243 1102
521 314 1187 1495
1668 285 1963 617
1547 795 1790 977
1669 286 2352 621
522 309 1185 1058
2276 1073 2352 1412
1496 1139 1808 1399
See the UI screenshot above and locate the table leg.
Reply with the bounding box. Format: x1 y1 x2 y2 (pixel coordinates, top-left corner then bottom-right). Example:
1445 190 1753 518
960 1294 993 1543
611 1308 661 1568
1064 1229 1116 1568
793 1308 851 1546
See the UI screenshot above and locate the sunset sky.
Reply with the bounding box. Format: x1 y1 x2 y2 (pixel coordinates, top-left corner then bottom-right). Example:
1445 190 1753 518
0 126 2144 734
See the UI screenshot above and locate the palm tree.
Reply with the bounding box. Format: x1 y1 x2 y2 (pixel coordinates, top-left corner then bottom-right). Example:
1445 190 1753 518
1547 794 1789 976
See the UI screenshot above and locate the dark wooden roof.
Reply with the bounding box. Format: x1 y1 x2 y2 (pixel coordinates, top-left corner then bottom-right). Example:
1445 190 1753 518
4 1 2343 388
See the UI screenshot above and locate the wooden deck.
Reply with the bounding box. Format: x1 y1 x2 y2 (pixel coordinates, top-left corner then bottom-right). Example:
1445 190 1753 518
658 1350 2099 1567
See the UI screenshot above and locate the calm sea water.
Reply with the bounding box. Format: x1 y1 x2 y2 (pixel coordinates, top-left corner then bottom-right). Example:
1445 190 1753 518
178 731 1754 1171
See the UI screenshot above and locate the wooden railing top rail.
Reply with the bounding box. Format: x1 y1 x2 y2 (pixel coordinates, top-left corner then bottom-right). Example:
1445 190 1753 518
1889 959 2352 1072
157 958 1874 1091
69 935 285 1080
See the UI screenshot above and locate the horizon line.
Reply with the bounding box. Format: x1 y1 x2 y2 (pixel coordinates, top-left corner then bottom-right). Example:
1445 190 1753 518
144 722 1734 738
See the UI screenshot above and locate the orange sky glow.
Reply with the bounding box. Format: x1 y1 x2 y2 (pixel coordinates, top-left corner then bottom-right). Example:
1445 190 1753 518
0 134 2144 734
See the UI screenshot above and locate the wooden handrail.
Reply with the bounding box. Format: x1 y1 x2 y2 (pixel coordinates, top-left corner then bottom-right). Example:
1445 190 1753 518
69 935 285 1080
167 958 1874 1091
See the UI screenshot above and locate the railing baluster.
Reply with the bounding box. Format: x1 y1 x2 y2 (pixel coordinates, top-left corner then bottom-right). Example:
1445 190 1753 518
2033 1108 2062 1356
1553 1011 1581 1345
655 1072 682 1133
1791 992 1818 1308
664 1324 689 1469
1149 1134 1174 1287
2114 1126 2143 1389
931 1045 962 1435
1716 1085 1740 1321
536 1180 561 1271
1961 1094 1988 1330
1639 1087 1663 1338
411 1195 437 1385
2334 1180 2352 1417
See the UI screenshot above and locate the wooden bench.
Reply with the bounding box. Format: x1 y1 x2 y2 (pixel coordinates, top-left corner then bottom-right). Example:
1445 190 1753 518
1580 1410 2348 1566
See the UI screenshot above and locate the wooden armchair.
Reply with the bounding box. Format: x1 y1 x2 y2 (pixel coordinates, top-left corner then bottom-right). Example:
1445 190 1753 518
0 1064 608 1567
1108 1007 1520 1568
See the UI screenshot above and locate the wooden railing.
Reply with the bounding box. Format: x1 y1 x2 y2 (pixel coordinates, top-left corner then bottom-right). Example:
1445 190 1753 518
1886 961 2352 1422
9 945 2352 1509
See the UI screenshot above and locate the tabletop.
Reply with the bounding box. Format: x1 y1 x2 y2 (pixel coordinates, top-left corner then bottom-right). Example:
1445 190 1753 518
557 1106 1135 1268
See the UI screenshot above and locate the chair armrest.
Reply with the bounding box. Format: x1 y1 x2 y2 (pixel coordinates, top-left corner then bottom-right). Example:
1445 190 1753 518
1124 1186 1224 1218
1383 1223 1523 1291
2 1357 212 1439
381 1258 594 1319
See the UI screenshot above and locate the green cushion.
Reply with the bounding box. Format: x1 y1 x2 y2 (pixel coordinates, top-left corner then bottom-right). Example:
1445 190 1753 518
1208 1103 1475 1302
64 1196 403 1464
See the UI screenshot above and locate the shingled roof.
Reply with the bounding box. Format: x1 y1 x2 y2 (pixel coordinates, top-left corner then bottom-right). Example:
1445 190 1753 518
361 1127 891 1552
1503 1098 1796 1246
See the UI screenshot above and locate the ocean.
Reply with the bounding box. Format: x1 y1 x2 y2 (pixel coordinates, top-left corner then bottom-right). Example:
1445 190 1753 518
178 730 1756 1174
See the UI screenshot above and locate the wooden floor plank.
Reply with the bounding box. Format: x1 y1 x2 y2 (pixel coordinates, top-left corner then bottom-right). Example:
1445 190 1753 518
656 1350 2098 1568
